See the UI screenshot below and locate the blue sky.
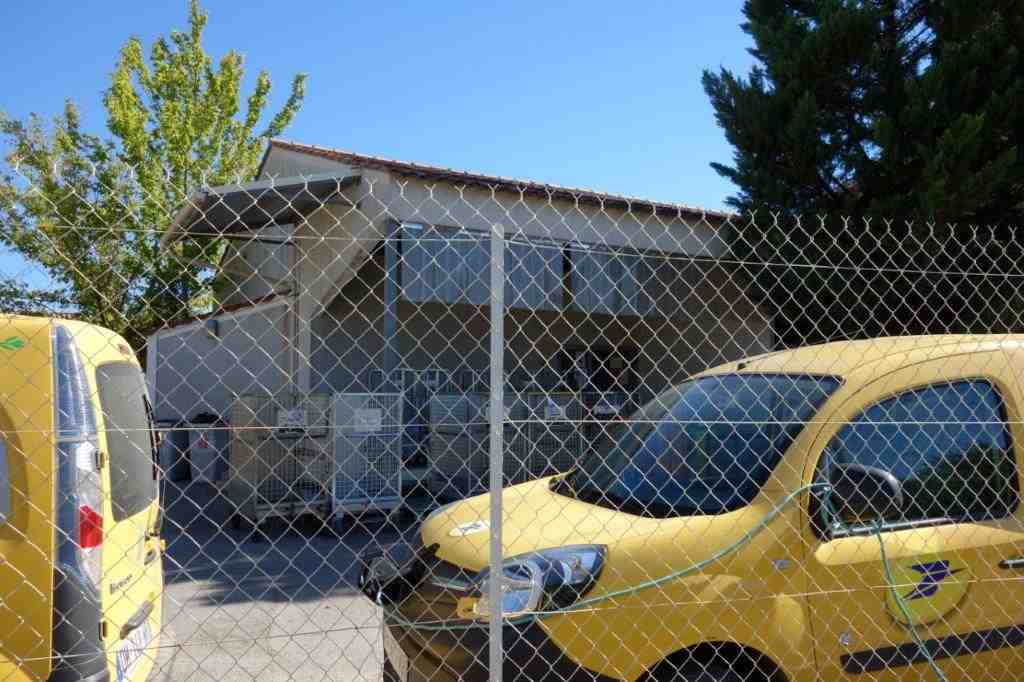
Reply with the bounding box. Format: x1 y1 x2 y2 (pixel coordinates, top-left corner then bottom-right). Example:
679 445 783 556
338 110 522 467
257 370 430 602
0 0 755 286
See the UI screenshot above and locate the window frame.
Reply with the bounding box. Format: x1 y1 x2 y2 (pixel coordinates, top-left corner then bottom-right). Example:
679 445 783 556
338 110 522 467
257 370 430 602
811 376 1021 539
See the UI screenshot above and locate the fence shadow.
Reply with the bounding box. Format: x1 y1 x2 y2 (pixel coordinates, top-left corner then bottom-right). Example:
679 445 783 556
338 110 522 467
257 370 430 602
159 479 419 607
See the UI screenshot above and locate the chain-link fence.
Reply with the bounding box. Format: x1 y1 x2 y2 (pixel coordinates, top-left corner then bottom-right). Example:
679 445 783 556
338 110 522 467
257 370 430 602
3 142 1024 682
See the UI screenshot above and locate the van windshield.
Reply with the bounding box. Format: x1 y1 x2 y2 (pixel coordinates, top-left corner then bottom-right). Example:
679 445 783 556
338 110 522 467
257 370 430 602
96 361 157 521
558 373 841 517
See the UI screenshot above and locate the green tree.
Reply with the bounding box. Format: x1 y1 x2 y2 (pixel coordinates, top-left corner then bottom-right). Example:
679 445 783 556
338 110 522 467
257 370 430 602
703 1 1024 346
0 0 306 350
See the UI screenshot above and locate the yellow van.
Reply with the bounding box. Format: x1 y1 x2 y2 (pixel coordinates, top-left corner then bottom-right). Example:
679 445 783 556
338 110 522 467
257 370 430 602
0 317 162 682
368 335 1024 681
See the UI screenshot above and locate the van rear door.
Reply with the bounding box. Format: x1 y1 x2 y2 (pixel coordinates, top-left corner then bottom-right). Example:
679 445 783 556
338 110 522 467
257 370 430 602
94 361 161 670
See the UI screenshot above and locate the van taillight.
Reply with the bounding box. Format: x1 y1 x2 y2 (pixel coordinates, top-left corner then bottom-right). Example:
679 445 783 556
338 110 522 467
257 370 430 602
53 325 103 592
79 505 103 549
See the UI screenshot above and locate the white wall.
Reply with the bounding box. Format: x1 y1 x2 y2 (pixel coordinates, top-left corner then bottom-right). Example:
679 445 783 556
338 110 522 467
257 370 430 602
147 299 292 421
356 171 730 257
259 147 355 179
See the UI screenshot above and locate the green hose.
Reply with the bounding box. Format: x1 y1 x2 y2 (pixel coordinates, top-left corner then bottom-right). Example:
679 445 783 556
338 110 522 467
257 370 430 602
873 520 949 682
388 482 949 681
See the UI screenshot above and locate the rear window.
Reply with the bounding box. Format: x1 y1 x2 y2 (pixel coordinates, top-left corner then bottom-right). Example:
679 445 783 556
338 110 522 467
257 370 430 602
96 362 156 521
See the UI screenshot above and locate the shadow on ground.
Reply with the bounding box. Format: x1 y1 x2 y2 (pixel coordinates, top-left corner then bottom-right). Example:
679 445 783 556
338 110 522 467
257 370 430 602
161 479 423 605
152 478 433 681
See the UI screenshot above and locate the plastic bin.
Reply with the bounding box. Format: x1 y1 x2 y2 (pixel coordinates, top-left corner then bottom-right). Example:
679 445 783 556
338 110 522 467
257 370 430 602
155 419 190 481
189 413 229 484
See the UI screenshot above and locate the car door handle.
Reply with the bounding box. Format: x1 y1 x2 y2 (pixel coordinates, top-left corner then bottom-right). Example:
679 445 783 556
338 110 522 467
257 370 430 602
999 558 1024 569
120 601 154 639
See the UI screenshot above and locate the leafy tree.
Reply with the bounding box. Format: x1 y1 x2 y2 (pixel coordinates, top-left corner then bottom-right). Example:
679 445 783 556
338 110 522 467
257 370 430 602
703 1 1024 346
0 0 306 350
0 276 69 316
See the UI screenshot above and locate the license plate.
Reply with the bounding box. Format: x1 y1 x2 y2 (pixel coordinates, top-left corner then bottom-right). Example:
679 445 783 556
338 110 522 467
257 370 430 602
116 620 154 682
383 624 409 681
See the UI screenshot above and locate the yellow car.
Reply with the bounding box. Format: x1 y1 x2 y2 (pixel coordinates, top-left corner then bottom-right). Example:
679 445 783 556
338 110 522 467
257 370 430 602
0 317 163 682
367 335 1024 681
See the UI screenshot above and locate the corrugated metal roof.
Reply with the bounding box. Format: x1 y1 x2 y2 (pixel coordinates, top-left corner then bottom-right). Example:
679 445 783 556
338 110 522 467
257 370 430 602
261 139 735 223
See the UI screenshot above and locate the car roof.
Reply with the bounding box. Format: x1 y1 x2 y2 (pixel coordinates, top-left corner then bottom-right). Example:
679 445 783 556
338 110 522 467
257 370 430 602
0 315 129 355
701 334 1024 381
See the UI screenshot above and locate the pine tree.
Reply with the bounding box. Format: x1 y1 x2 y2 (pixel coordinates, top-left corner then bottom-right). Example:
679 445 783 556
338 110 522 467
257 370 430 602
704 0 1023 222
703 1 1024 345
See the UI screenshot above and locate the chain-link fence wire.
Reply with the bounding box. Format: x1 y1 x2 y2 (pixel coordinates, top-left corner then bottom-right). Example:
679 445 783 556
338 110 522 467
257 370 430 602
3 150 1024 682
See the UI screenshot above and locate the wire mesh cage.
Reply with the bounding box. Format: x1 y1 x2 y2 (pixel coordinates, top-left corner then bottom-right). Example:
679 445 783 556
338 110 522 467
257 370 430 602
579 391 631 460
226 393 331 526
332 392 404 514
524 392 585 478
426 392 530 499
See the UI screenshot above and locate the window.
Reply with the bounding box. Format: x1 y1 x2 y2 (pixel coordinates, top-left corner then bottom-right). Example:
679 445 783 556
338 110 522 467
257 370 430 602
569 245 655 317
400 224 562 310
823 379 1018 525
96 362 158 521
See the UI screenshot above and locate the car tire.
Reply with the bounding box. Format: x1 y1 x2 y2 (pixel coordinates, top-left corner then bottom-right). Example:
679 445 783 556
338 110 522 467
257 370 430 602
382 657 402 682
656 665 747 682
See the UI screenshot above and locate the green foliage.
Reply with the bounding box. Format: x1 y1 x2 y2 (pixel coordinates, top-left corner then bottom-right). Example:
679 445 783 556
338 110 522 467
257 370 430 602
0 0 306 350
704 0 1023 221
0 276 70 316
703 1 1024 346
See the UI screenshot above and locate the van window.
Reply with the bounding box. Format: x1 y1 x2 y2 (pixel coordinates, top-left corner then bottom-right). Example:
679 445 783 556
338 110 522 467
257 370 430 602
824 379 1018 524
96 362 156 521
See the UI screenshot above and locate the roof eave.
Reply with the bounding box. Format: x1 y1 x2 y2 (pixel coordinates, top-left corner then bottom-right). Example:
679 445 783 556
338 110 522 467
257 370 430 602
159 173 362 249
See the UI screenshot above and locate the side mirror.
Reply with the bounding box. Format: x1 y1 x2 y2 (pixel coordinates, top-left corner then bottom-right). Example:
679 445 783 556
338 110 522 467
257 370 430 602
828 463 903 524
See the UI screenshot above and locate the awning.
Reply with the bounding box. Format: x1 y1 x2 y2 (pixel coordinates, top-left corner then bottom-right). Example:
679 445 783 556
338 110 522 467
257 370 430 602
160 173 362 247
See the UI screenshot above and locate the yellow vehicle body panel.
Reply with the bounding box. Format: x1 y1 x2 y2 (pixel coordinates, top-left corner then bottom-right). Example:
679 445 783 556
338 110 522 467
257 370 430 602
420 334 1024 681
0 317 57 682
0 316 163 682
424 483 816 681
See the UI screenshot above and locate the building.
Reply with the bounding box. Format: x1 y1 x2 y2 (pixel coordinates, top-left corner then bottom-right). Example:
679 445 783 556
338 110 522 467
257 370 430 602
149 140 773 427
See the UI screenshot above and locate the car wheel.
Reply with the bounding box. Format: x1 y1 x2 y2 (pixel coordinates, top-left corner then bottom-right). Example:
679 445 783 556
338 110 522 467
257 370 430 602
657 665 747 682
382 657 403 682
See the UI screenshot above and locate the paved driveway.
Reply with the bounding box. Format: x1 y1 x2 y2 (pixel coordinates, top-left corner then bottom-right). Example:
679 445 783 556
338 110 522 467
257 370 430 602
151 480 416 682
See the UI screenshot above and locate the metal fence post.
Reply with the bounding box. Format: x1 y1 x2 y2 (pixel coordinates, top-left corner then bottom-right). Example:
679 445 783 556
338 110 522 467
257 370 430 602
488 222 505 682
